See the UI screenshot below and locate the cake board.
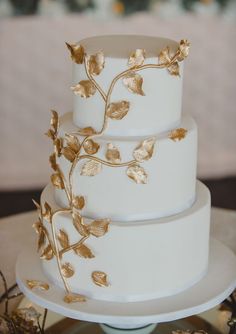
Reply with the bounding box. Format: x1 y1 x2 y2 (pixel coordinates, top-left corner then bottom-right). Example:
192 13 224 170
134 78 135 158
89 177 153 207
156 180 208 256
16 238 236 334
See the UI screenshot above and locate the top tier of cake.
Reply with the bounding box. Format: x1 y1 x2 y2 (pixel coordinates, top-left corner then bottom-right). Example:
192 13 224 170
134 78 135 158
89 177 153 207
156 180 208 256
72 35 185 136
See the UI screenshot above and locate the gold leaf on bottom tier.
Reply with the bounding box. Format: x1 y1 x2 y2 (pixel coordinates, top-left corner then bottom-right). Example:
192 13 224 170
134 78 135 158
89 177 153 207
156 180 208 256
107 101 130 120
71 80 96 98
88 219 110 237
26 280 49 291
40 244 54 260
64 293 86 303
80 160 102 176
79 126 97 136
57 229 69 249
133 137 156 162
169 128 187 141
72 196 85 210
51 173 65 189
61 262 75 278
127 164 148 184
74 244 94 258
105 143 121 163
91 271 109 287
83 139 100 155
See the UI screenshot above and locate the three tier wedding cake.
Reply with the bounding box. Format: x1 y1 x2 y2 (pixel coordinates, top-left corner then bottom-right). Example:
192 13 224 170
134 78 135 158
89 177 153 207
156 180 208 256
32 35 211 303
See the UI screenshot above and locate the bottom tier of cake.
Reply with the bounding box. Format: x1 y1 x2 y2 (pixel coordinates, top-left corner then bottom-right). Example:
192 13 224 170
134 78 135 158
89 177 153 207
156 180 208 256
40 181 210 302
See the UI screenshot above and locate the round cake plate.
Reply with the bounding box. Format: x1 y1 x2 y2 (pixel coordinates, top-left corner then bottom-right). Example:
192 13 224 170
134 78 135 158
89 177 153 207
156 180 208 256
16 238 236 334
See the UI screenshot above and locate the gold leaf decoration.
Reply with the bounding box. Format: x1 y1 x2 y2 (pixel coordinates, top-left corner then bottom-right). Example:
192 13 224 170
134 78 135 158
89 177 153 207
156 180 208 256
73 213 89 237
40 244 54 260
177 39 190 62
65 42 85 64
72 196 85 210
123 72 145 96
79 126 97 136
57 229 69 249
83 139 100 155
91 271 109 287
133 137 156 162
80 160 102 176
127 163 148 184
158 46 171 65
49 153 57 171
45 129 55 140
64 293 86 303
26 280 49 291
65 134 80 154
54 138 63 157
32 199 41 211
107 101 130 120
88 219 110 237
128 49 146 68
168 61 180 76
33 221 46 252
74 244 94 258
51 173 65 189
87 51 105 76
61 262 75 278
62 147 76 163
50 110 59 134
105 143 121 163
71 80 96 98
43 202 52 222
169 128 188 141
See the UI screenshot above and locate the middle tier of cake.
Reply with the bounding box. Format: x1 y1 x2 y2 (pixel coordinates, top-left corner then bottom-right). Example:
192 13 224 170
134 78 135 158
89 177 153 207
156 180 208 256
54 112 197 221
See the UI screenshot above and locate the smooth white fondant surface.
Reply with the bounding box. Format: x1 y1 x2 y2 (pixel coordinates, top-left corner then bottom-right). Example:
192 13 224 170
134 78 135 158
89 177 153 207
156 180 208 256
54 112 197 221
73 35 184 136
41 181 211 302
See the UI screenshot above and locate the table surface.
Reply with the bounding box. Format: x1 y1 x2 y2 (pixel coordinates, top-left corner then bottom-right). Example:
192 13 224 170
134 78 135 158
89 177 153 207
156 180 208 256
0 207 236 332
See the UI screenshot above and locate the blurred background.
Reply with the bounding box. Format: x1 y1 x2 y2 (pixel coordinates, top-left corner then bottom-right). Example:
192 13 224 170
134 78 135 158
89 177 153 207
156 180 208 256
0 0 236 217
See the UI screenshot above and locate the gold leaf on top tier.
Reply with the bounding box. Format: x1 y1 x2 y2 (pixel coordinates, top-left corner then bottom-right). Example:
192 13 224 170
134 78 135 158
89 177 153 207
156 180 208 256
62 147 76 163
177 39 190 61
79 126 97 136
158 46 171 65
49 153 57 171
64 293 86 303
127 163 147 184
51 173 65 189
26 280 49 291
123 72 145 96
74 244 94 258
107 101 130 120
91 271 109 287
65 134 80 153
72 196 85 210
40 244 54 260
87 51 105 76
128 49 146 68
73 213 89 237
83 139 100 155
61 262 75 278
105 143 121 163
88 219 110 237
133 137 156 162
169 128 187 141
65 43 85 64
168 62 180 76
71 80 96 98
57 229 69 249
50 110 59 134
80 160 102 176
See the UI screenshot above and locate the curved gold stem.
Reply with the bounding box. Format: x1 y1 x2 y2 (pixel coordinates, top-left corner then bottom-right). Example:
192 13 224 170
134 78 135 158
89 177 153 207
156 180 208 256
79 154 137 168
56 165 71 204
59 236 88 257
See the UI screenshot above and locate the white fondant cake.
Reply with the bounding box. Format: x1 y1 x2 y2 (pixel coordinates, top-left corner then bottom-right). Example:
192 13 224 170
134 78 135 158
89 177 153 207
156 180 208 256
34 35 211 304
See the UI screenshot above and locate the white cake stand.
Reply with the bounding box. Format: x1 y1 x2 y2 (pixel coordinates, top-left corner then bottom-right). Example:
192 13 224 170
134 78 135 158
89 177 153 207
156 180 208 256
16 238 236 334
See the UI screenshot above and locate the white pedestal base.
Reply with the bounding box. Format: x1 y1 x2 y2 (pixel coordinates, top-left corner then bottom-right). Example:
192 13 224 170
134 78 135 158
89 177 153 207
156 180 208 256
16 238 236 330
100 323 157 334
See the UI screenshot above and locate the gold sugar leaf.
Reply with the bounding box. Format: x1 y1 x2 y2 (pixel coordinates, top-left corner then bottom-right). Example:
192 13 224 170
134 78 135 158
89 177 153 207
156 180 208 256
91 271 109 287
45 129 55 140
79 126 97 136
49 153 57 171
123 72 145 96
169 128 187 141
158 46 171 65
64 293 86 303
177 39 190 61
80 160 102 176
105 143 121 163
87 51 105 76
40 244 54 260
32 199 41 211
54 137 63 157
65 134 80 153
73 213 89 237
65 42 85 64
33 221 45 251
50 110 59 133
128 49 146 68
61 262 75 278
168 61 180 76
88 219 110 237
26 280 49 291
83 139 100 155
57 229 69 249
72 196 85 210
71 80 96 98
62 147 76 163
43 202 52 222
107 101 130 120
127 163 148 184
51 173 65 189
133 137 156 162
74 244 94 258
32 221 42 234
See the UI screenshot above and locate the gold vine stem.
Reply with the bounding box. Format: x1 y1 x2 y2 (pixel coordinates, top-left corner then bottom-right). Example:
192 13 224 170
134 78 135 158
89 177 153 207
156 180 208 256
56 165 71 204
60 236 88 257
41 225 56 255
